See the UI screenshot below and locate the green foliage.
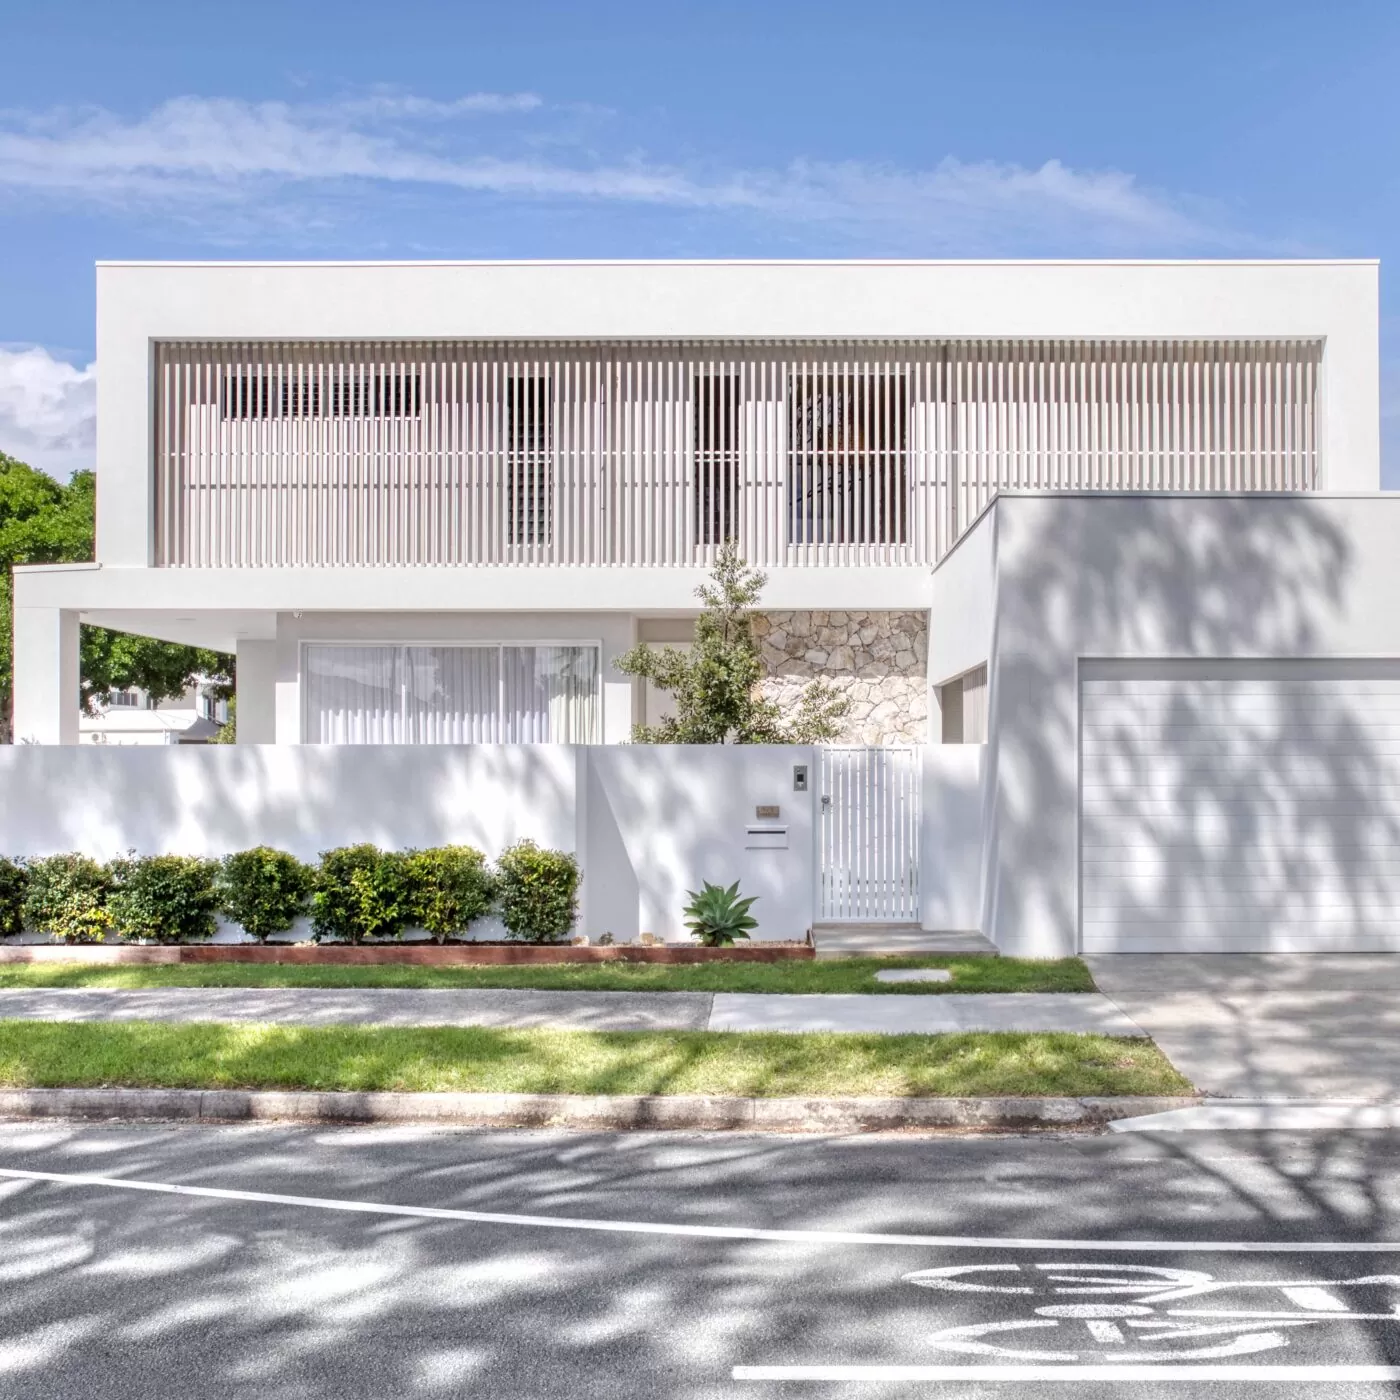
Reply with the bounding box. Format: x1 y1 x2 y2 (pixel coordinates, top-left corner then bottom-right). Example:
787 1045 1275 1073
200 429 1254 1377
107 854 222 944
0 857 28 939
20 853 114 943
407 845 495 943
212 696 237 744
495 841 581 943
0 450 234 740
218 847 313 941
80 630 232 716
682 880 759 946
311 845 414 944
615 540 849 744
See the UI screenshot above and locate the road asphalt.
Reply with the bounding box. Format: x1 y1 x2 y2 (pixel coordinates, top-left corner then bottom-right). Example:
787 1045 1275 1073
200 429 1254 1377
0 986 1149 1036
1 1122 1400 1397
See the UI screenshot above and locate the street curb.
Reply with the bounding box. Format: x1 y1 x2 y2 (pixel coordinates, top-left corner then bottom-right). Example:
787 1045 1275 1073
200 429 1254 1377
0 1088 1200 1133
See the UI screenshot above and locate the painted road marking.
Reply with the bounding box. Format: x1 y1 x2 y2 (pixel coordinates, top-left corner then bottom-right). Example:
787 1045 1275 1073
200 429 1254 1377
894 1263 1400 1363
732 1365 1400 1381
2 1166 1400 1252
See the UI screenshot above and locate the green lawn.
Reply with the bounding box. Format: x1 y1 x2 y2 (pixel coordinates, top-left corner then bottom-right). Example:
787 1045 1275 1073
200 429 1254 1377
0 955 1094 995
0 1020 1187 1098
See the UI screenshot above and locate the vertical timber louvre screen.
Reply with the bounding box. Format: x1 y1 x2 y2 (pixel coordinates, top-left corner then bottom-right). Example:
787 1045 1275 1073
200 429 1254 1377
155 339 1322 569
818 747 922 923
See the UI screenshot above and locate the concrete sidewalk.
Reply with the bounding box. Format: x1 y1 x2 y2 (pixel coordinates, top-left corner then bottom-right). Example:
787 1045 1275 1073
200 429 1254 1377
0 987 1148 1037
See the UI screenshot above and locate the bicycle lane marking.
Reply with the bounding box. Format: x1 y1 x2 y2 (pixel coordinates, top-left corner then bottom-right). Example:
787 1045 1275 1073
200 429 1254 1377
737 1259 1400 1382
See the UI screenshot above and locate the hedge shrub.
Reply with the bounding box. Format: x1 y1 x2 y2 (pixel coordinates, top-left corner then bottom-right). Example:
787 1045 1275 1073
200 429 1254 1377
0 858 28 940
495 840 581 943
108 854 222 944
219 847 314 942
21 854 115 944
407 845 495 943
311 844 413 944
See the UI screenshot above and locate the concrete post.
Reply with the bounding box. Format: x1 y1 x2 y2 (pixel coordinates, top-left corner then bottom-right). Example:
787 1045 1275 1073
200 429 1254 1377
233 639 277 744
11 607 80 745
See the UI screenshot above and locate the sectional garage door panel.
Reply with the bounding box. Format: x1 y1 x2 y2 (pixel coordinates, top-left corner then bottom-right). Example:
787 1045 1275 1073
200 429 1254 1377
1080 661 1400 953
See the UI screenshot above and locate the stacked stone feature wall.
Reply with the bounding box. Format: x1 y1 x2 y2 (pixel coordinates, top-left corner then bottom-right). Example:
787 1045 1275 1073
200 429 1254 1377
752 610 928 744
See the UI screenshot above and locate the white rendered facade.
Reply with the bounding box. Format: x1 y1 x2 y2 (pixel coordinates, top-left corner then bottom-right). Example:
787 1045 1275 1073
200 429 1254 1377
10 258 1381 747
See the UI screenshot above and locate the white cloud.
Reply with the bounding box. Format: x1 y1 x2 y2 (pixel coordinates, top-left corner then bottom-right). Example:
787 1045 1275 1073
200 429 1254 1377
336 91 544 118
0 93 1247 254
0 346 97 480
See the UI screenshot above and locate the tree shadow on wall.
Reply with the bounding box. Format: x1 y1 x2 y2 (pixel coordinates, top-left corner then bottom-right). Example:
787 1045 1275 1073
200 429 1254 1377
989 494 1400 1090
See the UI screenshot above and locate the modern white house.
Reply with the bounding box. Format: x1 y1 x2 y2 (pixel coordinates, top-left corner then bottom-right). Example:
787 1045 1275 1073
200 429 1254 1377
8 257 1400 957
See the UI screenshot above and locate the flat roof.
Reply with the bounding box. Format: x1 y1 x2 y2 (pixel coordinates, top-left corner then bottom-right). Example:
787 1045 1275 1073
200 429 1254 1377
95 257 1380 269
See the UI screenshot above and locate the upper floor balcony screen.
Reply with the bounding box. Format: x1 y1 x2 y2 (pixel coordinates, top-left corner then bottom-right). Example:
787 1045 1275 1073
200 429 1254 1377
153 338 1321 569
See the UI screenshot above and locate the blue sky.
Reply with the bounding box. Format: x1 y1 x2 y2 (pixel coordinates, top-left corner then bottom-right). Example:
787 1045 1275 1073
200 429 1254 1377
1 0 1396 482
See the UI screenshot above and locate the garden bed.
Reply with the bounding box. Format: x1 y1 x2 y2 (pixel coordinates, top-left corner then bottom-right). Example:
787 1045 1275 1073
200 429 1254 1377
0 941 815 967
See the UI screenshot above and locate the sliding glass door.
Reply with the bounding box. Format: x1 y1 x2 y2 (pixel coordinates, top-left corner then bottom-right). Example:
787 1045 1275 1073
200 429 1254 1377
304 643 600 744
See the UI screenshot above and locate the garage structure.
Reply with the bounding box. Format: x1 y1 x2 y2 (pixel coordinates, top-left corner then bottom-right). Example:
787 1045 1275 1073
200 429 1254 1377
929 493 1400 960
1079 659 1400 954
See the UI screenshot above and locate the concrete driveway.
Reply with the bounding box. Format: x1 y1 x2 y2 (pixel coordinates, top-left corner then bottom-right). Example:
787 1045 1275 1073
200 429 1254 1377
1086 954 1400 1101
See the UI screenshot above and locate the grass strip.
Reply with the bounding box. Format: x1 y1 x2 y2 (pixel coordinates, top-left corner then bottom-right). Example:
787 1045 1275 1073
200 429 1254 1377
0 956 1095 995
0 1020 1187 1099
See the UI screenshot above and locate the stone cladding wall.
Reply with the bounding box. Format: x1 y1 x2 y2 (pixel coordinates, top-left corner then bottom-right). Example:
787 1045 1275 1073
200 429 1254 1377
751 610 928 744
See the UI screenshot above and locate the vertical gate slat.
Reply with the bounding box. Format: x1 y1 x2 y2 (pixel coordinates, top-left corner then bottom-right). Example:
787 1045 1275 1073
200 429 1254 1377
818 746 921 923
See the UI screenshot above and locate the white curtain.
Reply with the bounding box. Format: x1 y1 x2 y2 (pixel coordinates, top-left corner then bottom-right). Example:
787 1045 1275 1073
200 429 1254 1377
305 646 401 744
541 645 599 742
406 646 499 743
305 643 599 744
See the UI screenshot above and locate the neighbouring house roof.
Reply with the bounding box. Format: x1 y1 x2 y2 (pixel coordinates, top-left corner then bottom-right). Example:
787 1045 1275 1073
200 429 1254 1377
79 709 221 744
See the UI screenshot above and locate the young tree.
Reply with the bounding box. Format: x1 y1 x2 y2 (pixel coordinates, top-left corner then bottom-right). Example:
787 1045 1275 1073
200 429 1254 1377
1 451 233 741
615 540 849 744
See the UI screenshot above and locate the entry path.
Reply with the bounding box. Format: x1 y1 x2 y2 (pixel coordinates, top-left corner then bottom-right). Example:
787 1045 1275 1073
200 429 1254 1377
0 987 1148 1036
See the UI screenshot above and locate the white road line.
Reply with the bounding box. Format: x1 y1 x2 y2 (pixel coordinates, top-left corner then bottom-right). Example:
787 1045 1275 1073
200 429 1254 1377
2 1166 1400 1254
733 1365 1400 1381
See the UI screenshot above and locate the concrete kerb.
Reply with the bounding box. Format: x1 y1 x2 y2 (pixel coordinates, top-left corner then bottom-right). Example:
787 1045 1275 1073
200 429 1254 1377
0 1088 1200 1133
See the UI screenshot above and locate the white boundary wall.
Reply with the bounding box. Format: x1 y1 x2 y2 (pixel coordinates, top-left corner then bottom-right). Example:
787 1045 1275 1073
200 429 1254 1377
0 743 987 942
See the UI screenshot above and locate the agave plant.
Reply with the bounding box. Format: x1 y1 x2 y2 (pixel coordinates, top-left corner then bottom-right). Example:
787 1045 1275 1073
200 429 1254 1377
682 880 759 947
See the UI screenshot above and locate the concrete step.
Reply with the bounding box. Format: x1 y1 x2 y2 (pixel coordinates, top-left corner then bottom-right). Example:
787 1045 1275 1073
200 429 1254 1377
813 924 998 959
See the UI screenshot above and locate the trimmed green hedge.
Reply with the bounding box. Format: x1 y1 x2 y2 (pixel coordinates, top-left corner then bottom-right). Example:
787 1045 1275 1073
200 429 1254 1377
0 840 578 946
311 845 414 945
407 846 496 944
218 847 314 942
0 859 29 941
21 855 115 944
108 855 222 945
496 840 581 944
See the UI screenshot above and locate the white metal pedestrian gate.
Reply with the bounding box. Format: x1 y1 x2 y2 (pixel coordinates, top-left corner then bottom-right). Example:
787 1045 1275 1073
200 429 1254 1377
818 747 922 922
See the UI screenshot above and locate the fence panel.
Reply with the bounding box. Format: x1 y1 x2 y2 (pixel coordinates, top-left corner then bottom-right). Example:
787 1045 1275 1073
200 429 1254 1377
818 746 922 922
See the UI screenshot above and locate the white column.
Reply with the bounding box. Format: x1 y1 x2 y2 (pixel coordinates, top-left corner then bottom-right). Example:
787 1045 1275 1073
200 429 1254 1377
234 639 277 744
11 607 80 745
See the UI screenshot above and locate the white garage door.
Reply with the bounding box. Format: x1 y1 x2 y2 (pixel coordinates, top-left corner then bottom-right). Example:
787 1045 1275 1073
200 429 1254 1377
1080 660 1400 953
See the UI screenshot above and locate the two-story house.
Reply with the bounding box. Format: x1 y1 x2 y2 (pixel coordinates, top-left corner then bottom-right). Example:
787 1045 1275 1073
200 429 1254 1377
13 257 1400 958
10 258 1378 751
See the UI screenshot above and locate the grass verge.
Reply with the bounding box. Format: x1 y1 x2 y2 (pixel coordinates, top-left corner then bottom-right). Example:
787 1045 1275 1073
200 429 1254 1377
0 1020 1187 1098
0 956 1095 995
